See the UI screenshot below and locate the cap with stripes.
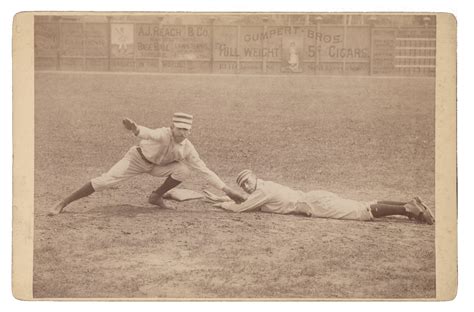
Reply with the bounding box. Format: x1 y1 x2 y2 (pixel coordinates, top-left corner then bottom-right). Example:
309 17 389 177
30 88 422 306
236 169 254 186
172 112 193 130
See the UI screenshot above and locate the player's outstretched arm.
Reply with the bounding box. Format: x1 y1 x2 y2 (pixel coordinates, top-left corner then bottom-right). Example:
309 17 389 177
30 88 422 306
221 186 247 203
203 190 231 203
122 118 139 135
213 201 238 211
212 189 266 213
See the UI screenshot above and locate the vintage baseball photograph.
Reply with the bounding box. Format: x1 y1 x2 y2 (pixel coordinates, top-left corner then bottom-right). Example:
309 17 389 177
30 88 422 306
12 12 457 300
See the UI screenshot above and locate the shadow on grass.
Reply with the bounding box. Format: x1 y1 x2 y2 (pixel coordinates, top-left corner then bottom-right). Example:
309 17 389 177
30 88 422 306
84 204 176 218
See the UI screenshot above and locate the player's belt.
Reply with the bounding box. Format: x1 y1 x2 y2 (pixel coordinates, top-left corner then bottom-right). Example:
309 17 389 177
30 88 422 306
136 147 154 165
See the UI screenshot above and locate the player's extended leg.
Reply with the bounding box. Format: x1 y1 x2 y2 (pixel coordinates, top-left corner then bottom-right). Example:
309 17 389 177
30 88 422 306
48 147 153 216
370 203 409 217
370 198 434 224
376 200 406 205
148 162 190 209
148 176 182 209
48 182 95 216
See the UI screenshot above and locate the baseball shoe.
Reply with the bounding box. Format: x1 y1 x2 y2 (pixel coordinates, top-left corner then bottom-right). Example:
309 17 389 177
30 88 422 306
414 196 435 225
148 192 174 210
404 199 434 225
47 201 65 217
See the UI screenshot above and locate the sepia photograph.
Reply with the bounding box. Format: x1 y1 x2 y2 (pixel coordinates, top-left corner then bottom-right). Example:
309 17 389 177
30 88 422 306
12 12 456 300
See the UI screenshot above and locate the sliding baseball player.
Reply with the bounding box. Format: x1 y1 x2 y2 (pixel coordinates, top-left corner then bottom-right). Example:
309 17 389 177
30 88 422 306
205 169 435 224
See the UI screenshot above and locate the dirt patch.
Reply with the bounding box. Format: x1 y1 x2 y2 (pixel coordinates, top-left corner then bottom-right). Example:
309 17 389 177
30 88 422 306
33 73 435 299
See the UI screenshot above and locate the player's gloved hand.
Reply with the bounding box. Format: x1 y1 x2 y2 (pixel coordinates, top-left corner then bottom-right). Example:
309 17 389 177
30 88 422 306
212 202 225 209
203 190 231 203
122 118 138 135
222 186 247 204
212 202 232 210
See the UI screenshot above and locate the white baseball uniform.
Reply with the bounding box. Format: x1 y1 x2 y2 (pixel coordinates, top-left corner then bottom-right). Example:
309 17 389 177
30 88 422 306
220 179 374 221
91 126 226 191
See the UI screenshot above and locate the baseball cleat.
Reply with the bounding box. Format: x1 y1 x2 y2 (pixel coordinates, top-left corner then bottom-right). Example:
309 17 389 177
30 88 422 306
404 199 428 224
413 196 435 225
148 192 175 210
47 202 65 217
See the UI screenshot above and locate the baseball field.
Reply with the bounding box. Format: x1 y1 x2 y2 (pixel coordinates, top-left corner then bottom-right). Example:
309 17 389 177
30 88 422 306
33 72 435 299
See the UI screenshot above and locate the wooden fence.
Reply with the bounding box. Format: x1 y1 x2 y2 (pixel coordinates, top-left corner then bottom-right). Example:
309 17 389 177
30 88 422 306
35 19 436 76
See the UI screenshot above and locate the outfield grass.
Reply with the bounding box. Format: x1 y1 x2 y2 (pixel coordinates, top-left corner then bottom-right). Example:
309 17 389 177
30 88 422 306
33 72 435 298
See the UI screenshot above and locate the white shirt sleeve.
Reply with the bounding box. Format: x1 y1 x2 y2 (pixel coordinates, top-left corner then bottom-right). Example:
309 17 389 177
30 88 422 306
183 144 226 190
136 126 166 141
219 189 268 212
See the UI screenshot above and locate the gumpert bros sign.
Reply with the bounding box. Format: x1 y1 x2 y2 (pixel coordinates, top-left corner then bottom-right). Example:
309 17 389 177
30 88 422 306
130 24 370 61
235 26 370 60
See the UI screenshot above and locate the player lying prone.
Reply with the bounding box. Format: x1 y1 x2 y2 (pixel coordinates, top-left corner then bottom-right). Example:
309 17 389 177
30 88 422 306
204 169 435 225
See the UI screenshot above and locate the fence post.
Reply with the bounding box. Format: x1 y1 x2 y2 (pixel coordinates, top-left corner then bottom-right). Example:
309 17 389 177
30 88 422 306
315 16 323 75
262 17 268 74
133 22 137 72
56 20 61 70
237 25 241 74
342 15 347 74
82 21 86 70
210 17 216 73
157 17 163 72
106 16 111 71
368 16 377 76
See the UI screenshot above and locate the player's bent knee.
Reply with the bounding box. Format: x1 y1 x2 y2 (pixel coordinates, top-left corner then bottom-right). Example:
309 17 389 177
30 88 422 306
171 165 190 181
90 179 106 192
90 176 119 192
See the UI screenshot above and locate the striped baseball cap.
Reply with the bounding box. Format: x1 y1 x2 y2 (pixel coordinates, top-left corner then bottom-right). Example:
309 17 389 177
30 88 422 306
236 169 254 186
172 112 193 130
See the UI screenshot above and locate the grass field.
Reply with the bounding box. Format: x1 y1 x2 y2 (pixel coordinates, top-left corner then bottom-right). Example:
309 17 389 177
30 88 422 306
33 72 435 299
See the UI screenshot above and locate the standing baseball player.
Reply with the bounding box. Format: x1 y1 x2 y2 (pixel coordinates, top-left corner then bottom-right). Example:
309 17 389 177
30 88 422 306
206 169 435 224
48 112 245 216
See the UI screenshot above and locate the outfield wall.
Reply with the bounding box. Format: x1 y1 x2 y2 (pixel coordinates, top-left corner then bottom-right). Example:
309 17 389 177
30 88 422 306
34 15 436 76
